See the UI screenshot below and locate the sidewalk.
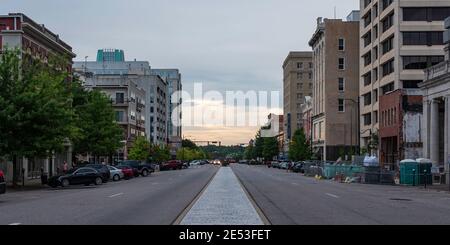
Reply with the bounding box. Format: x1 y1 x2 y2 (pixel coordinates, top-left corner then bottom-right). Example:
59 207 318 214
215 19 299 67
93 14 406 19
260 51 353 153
6 179 49 193
181 167 264 225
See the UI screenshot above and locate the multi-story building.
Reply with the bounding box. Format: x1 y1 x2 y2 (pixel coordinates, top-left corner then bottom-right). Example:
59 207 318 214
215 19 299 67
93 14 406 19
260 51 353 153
283 52 313 153
82 74 146 161
97 49 125 62
0 13 76 183
266 114 284 156
73 50 170 148
152 69 183 157
301 96 313 144
420 17 450 182
360 0 450 167
309 12 360 161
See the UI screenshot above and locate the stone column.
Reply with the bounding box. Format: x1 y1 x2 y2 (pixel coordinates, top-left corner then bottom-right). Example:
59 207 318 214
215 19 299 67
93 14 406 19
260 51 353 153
423 99 429 158
430 99 440 166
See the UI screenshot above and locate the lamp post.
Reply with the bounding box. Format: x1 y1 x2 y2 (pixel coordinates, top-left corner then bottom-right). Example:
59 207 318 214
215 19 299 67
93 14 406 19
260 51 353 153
344 98 360 155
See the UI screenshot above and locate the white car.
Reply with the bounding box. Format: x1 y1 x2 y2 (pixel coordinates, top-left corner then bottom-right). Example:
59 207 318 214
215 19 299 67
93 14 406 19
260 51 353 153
108 166 124 181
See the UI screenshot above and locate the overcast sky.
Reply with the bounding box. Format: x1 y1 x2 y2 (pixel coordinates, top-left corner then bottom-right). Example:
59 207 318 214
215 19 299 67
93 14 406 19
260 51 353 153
2 0 359 145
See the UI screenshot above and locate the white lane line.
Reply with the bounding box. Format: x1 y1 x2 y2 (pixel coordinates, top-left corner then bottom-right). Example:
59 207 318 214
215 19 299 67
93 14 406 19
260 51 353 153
291 182 299 186
108 193 124 198
326 193 339 199
9 223 21 225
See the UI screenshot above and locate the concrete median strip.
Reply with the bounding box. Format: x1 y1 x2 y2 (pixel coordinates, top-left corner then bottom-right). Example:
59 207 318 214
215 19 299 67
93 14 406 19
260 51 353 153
180 167 264 225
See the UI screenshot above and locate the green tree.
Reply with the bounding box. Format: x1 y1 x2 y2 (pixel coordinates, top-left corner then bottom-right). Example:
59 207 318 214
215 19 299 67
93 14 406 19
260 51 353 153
262 137 279 160
253 130 264 159
151 144 171 163
71 82 123 162
245 144 254 160
289 128 312 161
182 139 198 149
128 136 150 161
0 49 73 185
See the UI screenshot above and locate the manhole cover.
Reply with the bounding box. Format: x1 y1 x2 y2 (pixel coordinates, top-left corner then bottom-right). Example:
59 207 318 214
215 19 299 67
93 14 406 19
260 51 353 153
390 198 413 202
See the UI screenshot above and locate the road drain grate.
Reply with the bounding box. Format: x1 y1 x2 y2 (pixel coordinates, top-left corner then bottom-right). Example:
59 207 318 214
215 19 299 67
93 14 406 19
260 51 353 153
390 198 413 202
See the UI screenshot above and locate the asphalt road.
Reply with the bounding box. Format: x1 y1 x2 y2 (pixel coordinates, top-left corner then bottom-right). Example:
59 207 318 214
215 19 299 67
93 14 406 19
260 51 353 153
0 165 217 225
232 164 450 225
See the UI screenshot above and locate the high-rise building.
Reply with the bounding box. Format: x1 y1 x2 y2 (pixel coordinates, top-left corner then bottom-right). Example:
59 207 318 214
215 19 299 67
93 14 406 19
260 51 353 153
283 52 313 153
97 49 125 62
359 0 450 166
309 14 360 161
152 69 182 157
73 56 170 149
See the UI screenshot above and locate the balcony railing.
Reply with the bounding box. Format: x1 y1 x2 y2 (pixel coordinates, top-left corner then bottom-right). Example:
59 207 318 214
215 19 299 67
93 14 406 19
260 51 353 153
111 98 130 105
425 60 450 81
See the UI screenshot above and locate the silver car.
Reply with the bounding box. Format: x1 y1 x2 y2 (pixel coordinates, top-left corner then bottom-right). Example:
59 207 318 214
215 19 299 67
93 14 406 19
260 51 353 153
108 166 124 181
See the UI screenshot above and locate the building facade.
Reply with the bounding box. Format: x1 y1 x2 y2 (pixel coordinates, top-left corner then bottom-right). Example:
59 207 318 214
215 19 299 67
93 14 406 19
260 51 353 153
359 0 450 157
301 96 313 144
151 69 183 157
73 56 170 149
283 52 313 153
82 74 146 161
420 17 450 182
0 13 76 183
309 14 360 161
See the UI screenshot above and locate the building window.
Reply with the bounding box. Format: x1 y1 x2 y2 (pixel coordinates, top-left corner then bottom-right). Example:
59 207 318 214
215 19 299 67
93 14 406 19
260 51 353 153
382 59 394 77
309 62 313 69
373 25 379 40
115 93 125 104
363 11 372 27
373 46 378 60
363 113 372 126
373 3 379 17
402 80 422 89
373 111 379 124
373 89 379 102
363 72 372 86
382 12 394 33
382 0 393 11
338 38 345 51
297 73 303 79
338 78 345 92
297 62 303 69
364 0 371 9
363 93 372 106
382 82 394 95
338 99 345 112
338 58 345 70
382 35 394 54
297 83 303 90
403 7 450 22
403 32 444 46
115 111 124 122
309 72 312 79
363 51 372 66
403 56 444 70
363 31 372 47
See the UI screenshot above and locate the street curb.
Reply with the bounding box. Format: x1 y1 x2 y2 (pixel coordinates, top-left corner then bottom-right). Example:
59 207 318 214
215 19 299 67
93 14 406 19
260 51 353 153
232 165 272 225
171 166 219 225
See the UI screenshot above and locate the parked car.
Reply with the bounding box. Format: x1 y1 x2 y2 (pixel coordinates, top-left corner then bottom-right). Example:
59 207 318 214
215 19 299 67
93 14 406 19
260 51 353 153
116 165 134 179
280 162 289 170
292 162 305 173
47 167 103 188
160 160 183 171
118 160 155 177
0 170 6 195
108 166 124 181
271 161 280 169
239 160 248 165
85 164 111 182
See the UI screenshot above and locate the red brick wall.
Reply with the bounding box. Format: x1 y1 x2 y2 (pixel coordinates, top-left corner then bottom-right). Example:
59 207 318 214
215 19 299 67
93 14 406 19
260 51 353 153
379 90 403 138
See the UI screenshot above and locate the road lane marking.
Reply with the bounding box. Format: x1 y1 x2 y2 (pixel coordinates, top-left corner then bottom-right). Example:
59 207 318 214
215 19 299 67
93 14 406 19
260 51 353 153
9 223 21 225
326 193 339 199
109 193 124 198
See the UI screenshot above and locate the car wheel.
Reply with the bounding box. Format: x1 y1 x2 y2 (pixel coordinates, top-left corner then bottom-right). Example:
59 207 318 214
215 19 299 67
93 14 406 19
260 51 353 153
142 169 149 177
61 179 70 188
113 174 120 181
94 177 103 185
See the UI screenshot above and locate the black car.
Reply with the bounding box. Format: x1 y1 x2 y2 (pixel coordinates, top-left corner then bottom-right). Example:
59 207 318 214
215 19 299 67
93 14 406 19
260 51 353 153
0 170 6 195
292 162 305 173
85 164 111 182
118 160 155 177
47 167 103 188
